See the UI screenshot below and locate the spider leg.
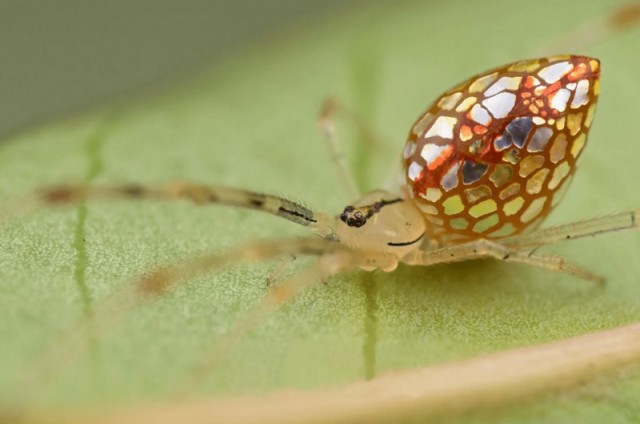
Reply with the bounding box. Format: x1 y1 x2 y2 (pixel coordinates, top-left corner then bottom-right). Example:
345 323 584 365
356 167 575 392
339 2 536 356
533 3 640 56
401 239 602 282
318 98 363 199
265 254 297 285
500 209 639 250
15 237 356 403
319 97 388 152
318 97 392 198
2 182 337 239
128 241 397 392
132 237 355 300
18 236 398 403
180 248 361 392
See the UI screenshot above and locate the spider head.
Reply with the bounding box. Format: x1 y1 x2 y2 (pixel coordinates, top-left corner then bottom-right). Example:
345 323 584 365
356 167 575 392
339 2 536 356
335 190 427 258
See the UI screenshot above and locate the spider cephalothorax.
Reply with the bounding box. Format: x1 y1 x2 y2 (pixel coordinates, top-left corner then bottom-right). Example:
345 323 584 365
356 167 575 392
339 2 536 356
335 190 427 258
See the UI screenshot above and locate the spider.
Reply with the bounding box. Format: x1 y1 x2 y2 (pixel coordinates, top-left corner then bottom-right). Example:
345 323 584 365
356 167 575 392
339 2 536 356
37 54 635 274
12 55 635 379
0 1 639 419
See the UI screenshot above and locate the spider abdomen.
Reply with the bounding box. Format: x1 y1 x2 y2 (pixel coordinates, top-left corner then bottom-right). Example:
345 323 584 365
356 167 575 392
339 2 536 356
402 55 600 243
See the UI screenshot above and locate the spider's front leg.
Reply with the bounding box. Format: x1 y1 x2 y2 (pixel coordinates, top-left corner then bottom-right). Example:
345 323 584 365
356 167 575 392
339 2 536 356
401 238 603 282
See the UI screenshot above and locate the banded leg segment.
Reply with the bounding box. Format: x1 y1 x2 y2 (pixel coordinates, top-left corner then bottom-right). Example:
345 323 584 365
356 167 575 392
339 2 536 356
27 182 338 239
402 239 602 282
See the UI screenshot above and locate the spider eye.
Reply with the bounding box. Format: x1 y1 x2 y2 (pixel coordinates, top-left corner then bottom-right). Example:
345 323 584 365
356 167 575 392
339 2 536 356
340 206 367 227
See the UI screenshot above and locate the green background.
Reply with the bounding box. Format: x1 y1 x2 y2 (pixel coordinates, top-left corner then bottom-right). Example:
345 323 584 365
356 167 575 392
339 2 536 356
1 0 640 422
0 0 364 139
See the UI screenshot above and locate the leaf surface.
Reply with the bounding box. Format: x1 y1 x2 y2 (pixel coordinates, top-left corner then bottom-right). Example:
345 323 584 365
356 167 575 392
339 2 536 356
1 0 639 422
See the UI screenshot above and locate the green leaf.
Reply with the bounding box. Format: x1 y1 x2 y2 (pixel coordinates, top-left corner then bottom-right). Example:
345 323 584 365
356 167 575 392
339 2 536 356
1 0 640 422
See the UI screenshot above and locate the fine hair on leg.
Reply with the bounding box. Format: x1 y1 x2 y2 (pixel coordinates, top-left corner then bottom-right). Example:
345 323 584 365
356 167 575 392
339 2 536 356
1 182 337 239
